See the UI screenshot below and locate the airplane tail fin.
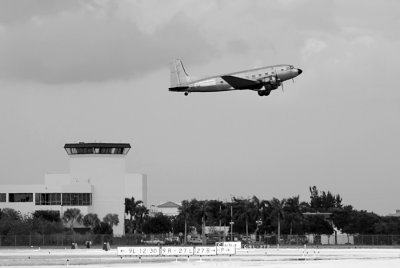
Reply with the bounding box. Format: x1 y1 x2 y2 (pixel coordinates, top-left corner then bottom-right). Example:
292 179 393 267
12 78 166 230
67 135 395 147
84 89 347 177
169 59 191 90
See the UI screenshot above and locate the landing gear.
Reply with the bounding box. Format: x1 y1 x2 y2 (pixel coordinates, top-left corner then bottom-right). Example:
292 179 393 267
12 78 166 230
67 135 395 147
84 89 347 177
258 90 270 96
184 92 189 96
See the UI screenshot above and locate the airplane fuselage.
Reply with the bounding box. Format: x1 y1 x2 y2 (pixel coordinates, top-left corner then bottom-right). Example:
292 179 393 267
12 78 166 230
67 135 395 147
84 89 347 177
192 65 295 92
169 60 302 96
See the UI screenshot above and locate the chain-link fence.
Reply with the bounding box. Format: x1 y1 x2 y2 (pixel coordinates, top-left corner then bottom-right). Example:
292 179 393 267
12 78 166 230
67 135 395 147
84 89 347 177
241 234 400 247
1 233 400 247
0 233 178 247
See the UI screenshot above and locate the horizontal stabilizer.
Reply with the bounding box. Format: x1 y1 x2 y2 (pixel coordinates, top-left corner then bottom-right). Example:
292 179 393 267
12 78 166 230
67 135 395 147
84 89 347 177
169 86 189 92
221 75 260 89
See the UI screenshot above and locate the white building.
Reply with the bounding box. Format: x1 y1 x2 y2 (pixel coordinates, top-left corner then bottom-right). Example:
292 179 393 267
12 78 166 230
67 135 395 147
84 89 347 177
0 142 147 236
150 201 181 217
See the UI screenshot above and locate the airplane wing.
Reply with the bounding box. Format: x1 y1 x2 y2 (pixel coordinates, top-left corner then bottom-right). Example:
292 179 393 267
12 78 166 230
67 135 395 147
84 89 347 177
221 75 261 89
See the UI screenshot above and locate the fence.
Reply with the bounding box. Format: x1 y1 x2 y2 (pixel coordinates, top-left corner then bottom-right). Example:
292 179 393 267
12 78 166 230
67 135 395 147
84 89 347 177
0 233 180 247
250 234 400 247
1 234 400 247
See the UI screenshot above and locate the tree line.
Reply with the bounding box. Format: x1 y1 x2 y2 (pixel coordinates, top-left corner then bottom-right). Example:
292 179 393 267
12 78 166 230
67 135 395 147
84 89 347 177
0 208 119 236
2 186 400 237
124 186 400 237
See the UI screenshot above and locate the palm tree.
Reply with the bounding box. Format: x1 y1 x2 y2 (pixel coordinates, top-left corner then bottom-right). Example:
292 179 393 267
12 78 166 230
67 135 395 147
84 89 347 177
103 213 119 229
284 196 302 235
179 200 191 244
266 198 286 246
251 196 266 241
134 204 149 234
217 202 229 241
83 213 100 232
258 199 272 241
63 208 83 232
233 197 258 239
197 200 208 245
125 197 142 232
125 197 146 234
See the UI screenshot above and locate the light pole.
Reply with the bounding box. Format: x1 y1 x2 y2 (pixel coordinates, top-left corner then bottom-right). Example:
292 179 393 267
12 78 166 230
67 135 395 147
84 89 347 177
202 201 207 245
255 219 262 242
229 206 234 241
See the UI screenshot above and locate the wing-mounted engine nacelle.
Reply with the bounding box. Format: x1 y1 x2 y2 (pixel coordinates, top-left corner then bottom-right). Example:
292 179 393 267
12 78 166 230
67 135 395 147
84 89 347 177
264 82 280 91
263 76 280 91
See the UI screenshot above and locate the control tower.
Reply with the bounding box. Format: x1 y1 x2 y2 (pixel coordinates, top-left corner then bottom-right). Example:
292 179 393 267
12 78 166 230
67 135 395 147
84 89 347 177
0 142 146 236
64 142 141 235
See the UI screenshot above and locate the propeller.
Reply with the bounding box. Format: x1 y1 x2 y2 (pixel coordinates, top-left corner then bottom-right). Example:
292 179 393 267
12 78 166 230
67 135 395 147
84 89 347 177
275 73 283 93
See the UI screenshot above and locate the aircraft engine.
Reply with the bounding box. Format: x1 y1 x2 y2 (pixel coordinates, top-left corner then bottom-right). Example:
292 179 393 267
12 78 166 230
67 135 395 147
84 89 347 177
264 83 279 91
263 76 280 91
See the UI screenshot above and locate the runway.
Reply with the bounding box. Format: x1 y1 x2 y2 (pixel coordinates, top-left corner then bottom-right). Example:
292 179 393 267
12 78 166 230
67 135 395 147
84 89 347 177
0 247 399 267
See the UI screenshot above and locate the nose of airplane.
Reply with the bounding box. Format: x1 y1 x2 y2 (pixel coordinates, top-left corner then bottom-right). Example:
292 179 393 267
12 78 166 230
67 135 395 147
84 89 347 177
297 69 303 75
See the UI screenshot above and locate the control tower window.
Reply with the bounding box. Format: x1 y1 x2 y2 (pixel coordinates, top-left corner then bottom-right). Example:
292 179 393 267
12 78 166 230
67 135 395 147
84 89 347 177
100 147 112 154
77 147 94 154
9 193 33 202
64 143 131 155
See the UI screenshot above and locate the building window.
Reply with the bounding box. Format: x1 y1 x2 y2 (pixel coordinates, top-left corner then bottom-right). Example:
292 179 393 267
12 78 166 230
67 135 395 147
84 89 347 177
9 193 33 202
76 147 94 154
35 193 61 205
0 193 6 202
99 147 111 154
62 193 92 206
66 146 129 155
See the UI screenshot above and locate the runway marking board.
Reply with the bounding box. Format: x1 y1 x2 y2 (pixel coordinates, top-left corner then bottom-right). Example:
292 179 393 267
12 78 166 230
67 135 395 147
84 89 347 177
117 247 160 256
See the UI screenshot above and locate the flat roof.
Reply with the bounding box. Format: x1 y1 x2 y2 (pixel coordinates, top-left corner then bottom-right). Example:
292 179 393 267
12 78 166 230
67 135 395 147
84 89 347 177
64 143 131 148
64 142 131 155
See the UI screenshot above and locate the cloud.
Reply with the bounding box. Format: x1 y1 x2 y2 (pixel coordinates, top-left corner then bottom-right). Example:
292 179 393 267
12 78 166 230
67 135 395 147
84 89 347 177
1 0 399 87
0 0 90 24
0 5 217 84
301 38 327 61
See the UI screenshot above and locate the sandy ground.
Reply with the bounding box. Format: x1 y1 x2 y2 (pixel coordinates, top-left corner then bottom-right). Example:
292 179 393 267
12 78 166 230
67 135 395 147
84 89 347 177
0 247 399 267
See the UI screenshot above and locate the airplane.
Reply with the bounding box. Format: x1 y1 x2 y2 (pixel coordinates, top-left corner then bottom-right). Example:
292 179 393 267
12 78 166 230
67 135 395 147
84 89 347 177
169 59 302 96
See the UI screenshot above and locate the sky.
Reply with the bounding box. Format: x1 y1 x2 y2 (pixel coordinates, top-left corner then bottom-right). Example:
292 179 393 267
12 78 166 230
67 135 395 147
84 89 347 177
0 0 399 215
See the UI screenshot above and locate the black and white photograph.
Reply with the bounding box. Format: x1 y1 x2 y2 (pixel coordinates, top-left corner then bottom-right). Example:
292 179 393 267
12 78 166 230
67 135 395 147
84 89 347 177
0 0 399 267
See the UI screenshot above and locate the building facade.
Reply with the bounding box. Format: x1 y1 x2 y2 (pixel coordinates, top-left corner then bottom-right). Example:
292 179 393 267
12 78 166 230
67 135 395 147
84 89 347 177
0 142 147 236
150 201 181 217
